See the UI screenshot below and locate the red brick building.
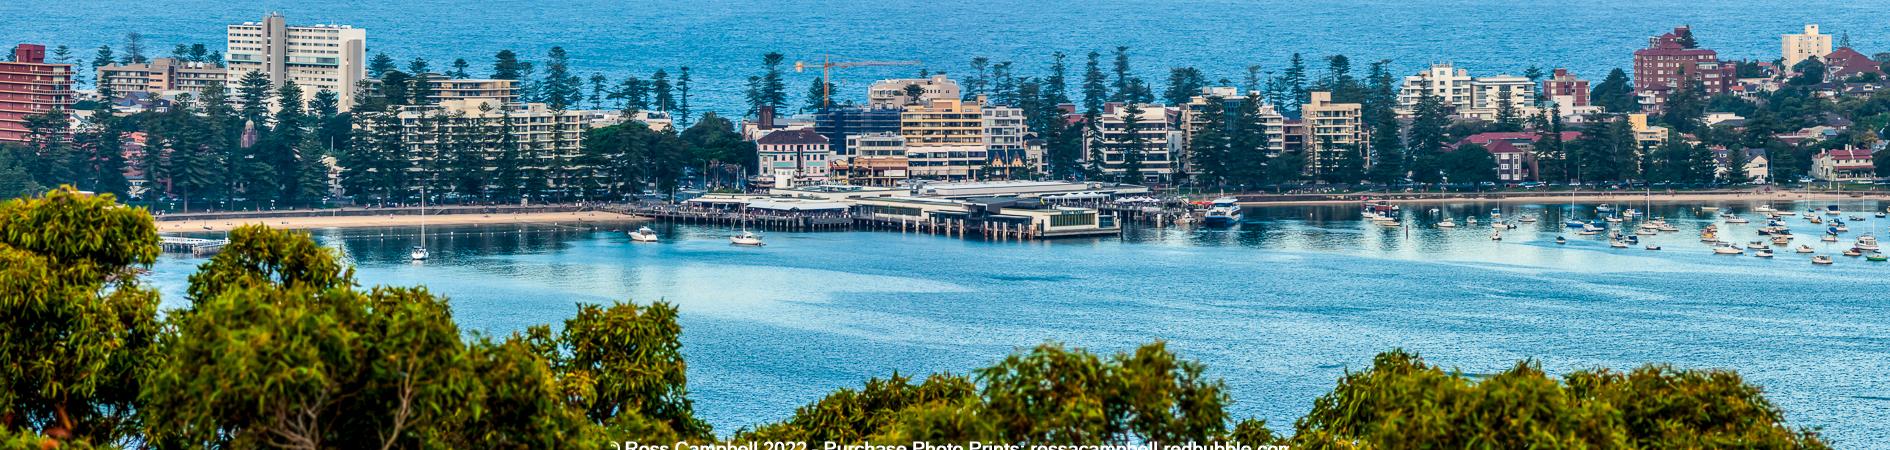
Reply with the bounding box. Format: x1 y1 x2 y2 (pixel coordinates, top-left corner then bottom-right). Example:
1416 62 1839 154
1823 47 1886 81
1541 68 1590 107
0 44 76 143
1632 26 1736 110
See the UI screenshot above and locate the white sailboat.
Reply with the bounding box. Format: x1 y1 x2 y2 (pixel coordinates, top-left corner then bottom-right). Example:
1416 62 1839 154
411 187 430 261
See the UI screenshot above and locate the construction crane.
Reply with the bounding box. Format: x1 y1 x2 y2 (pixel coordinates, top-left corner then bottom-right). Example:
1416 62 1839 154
795 55 921 110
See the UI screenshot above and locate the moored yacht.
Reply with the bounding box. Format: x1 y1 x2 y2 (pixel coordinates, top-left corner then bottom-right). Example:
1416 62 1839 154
1855 235 1880 251
1712 242 1744 255
629 226 660 242
1201 197 1243 226
730 231 765 246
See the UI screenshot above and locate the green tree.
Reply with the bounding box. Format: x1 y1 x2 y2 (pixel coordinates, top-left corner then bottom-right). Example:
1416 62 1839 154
1406 90 1450 184
492 50 524 80
1591 68 1638 113
0 188 160 444
1163 67 1206 105
1280 53 1309 115
368 53 397 78
0 145 43 197
1441 143 1499 185
541 47 582 111
1118 102 1146 182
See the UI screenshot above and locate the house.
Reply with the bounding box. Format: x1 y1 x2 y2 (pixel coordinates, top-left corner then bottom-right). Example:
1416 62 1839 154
755 128 833 188
1452 131 1580 182
1823 47 1886 81
1712 147 1769 183
1810 148 1873 181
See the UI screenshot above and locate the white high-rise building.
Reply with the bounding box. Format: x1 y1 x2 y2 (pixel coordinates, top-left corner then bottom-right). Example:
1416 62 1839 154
1781 24 1833 71
226 13 367 110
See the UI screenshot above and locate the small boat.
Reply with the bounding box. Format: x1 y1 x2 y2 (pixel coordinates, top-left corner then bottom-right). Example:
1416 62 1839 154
1605 216 1623 223
1835 225 1850 232
1635 228 1657 235
1796 245 1816 253
1745 241 1767 250
1609 240 1628 248
1579 229 1600 236
1822 234 1839 242
1755 205 1777 213
1877 212 1887 218
409 246 430 261
1849 215 1866 221
1596 204 1616 213
1825 205 1841 216
1712 243 1744 255
1555 236 1568 245
730 231 765 246
1755 249 1774 258
1489 208 1502 219
1808 216 1823 224
1492 222 1510 230
1518 215 1538 223
1564 219 1586 229
1855 235 1880 251
629 226 660 242
1724 216 1749 224
1582 223 1604 233
1699 206 1719 212
1657 223 1679 232
1490 232 1503 241
1437 218 1457 228
1378 219 1402 227
1771 235 1792 245
1842 248 1863 257
1645 244 1662 251
1466 217 1479 225
1868 253 1888 262
1812 255 1834 265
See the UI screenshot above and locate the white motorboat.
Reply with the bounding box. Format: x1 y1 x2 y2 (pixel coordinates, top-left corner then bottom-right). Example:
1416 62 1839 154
1755 205 1777 214
1645 244 1662 251
1724 216 1749 224
1490 232 1502 241
1796 245 1815 253
1745 241 1767 250
1610 240 1628 248
1437 218 1457 228
1517 215 1538 223
1771 235 1792 245
409 246 429 261
1855 235 1880 251
629 226 660 242
1635 228 1657 235
730 231 765 246
1755 249 1774 258
1812 255 1834 265
1712 243 1744 255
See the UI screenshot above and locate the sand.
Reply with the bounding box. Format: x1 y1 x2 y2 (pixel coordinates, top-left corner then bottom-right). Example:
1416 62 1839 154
156 211 645 233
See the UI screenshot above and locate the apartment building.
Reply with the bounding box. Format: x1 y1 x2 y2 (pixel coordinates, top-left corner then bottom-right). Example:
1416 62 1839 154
370 99 614 196
1541 68 1590 107
1178 87 1285 175
226 13 367 110
0 44 75 143
1782 24 1832 71
756 128 832 188
1633 26 1736 110
1396 63 1474 115
429 76 518 104
869 75 961 109
1301 92 1365 177
901 98 986 180
837 132 909 187
813 106 901 157
983 105 1031 179
1088 102 1175 182
96 58 227 97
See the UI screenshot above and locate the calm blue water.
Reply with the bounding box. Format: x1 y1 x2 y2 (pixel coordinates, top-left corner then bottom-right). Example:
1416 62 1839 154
147 201 1890 445
6 1 1888 117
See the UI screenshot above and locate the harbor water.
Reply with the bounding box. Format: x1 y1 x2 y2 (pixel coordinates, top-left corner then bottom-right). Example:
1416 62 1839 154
147 201 1890 445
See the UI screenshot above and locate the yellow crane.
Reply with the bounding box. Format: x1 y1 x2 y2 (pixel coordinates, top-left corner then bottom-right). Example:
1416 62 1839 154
795 55 921 110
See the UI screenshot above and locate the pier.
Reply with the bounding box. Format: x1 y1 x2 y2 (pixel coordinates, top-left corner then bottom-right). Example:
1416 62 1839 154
158 236 229 256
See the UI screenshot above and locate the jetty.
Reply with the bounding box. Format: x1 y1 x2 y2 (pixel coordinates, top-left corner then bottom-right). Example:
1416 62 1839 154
158 236 228 256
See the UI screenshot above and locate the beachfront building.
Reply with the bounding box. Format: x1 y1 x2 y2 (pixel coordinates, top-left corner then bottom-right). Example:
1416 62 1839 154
869 75 960 109
1301 91 1365 178
1463 75 1536 120
225 13 367 110
813 106 901 157
96 58 227 97
1633 26 1736 110
1782 24 1833 71
755 128 832 188
362 98 617 197
1397 63 1474 115
1087 102 1176 183
429 76 518 104
1455 132 1579 182
983 105 1032 179
0 44 75 143
837 132 908 186
1178 87 1286 176
901 98 987 180
1811 148 1874 182
1823 47 1886 82
1627 114 1670 153
1542 68 1590 107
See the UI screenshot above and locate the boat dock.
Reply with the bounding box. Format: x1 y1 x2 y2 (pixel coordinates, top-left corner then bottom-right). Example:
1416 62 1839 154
158 236 229 256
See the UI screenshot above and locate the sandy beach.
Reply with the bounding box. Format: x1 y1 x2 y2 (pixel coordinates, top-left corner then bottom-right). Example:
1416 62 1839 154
157 211 645 233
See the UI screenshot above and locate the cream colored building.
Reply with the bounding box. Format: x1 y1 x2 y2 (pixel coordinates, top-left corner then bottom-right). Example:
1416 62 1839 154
1088 102 1175 182
983 104 1032 177
371 99 618 195
901 98 986 180
1301 91 1364 177
226 13 367 110
870 75 961 109
1782 24 1833 71
96 58 226 96
429 77 518 104
838 132 909 186
1178 87 1285 175
1398 63 1537 119
1463 75 1535 119
1397 63 1474 115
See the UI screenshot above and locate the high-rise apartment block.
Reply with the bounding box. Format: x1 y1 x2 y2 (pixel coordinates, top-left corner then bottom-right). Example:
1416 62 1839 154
0 44 75 143
226 13 367 109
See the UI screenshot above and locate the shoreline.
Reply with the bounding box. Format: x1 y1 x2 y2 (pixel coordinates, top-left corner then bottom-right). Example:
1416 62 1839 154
156 211 646 233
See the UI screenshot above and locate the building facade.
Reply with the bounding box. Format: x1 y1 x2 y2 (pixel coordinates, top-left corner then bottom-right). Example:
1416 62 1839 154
1782 24 1832 71
1301 92 1364 177
0 44 75 143
1397 63 1474 115
1178 87 1286 176
901 98 986 180
365 99 614 197
813 106 902 157
226 13 367 110
755 128 832 188
96 58 227 97
837 132 909 187
1811 148 1873 181
869 75 961 109
1633 26 1736 110
429 77 518 104
1088 102 1175 182
1541 68 1590 107
983 105 1031 178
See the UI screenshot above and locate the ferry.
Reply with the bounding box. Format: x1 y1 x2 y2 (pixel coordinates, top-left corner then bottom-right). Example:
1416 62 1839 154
1201 197 1243 227
629 226 660 242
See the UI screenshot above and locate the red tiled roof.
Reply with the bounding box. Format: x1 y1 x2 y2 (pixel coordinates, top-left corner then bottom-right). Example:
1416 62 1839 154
1484 140 1525 154
1458 131 1581 146
1825 47 1886 80
1821 148 1872 160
